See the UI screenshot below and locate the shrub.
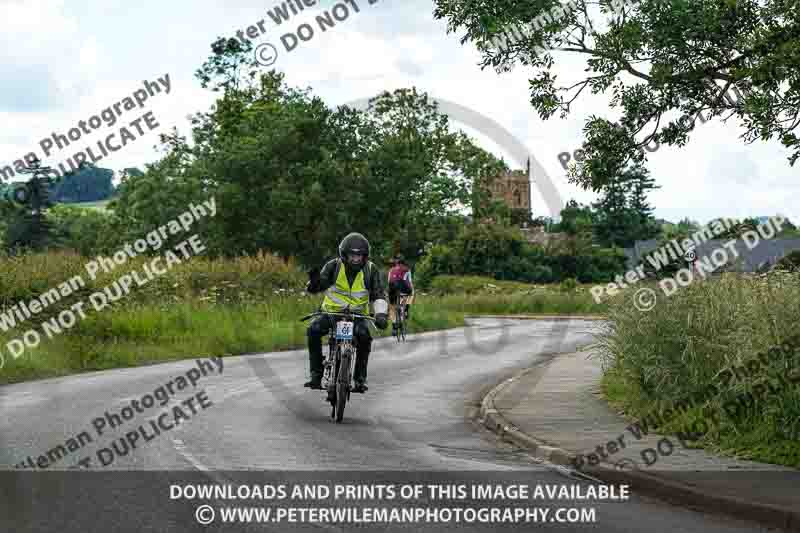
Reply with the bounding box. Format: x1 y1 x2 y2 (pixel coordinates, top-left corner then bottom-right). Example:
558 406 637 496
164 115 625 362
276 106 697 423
559 277 578 292
47 204 121 256
455 223 525 275
415 226 626 285
776 250 800 271
530 264 554 283
415 244 459 288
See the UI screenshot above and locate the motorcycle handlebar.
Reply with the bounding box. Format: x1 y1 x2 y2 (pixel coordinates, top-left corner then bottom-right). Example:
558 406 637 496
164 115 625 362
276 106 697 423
300 311 376 322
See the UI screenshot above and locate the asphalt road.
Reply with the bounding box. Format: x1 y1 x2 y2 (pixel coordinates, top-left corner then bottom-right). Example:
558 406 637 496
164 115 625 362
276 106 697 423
0 318 770 532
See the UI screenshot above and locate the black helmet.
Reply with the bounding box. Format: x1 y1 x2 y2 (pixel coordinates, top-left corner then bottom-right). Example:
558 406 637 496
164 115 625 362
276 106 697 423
339 232 370 270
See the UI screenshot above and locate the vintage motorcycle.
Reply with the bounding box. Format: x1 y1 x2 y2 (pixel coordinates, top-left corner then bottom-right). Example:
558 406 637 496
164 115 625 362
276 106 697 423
300 309 376 423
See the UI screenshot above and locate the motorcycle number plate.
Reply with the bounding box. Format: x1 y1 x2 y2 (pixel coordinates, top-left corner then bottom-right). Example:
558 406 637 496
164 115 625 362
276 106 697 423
336 321 354 340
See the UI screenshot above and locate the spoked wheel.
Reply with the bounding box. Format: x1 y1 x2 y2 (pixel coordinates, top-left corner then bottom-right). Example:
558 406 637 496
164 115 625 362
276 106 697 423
329 385 336 419
335 348 352 423
395 306 403 343
328 339 337 419
397 307 406 342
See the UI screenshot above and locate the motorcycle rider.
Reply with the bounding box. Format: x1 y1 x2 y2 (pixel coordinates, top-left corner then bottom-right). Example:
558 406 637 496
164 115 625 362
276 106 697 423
304 232 389 393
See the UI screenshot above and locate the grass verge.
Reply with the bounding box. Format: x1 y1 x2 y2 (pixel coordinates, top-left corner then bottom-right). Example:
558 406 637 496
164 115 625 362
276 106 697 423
0 286 602 385
597 272 800 468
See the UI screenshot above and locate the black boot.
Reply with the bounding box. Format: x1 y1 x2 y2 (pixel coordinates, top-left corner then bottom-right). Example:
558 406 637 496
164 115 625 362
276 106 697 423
304 379 323 389
353 348 370 393
306 320 325 389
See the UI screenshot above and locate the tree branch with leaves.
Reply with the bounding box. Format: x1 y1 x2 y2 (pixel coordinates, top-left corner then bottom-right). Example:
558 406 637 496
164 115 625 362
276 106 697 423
433 0 800 190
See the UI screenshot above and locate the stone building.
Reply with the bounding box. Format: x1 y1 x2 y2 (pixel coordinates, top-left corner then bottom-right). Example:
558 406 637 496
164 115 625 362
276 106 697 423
486 158 531 212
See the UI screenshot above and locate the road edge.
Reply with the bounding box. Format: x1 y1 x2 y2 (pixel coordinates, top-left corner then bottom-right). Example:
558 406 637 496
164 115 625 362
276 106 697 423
478 360 800 533
464 314 607 320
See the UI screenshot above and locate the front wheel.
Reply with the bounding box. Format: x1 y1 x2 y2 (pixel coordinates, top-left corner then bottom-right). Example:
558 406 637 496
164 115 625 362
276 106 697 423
335 348 352 423
394 306 402 342
397 306 406 342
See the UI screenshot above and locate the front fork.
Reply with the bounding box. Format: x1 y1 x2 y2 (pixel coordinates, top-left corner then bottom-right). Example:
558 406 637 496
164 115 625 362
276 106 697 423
322 337 355 391
322 336 335 390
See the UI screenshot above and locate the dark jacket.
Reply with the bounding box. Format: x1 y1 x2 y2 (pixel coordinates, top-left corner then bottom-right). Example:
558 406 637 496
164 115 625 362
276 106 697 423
307 258 387 303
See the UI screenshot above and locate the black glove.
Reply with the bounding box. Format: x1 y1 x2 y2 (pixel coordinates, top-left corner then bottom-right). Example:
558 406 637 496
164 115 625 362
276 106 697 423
306 267 321 292
375 313 388 330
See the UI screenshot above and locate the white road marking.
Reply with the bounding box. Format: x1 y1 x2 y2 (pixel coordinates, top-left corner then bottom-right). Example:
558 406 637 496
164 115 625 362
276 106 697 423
169 380 342 531
170 382 261 470
0 391 47 409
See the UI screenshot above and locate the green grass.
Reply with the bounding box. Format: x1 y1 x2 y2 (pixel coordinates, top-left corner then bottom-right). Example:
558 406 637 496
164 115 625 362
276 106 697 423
0 251 604 386
0 282 602 385
0 296 468 385
70 199 111 211
597 271 800 467
431 291 605 316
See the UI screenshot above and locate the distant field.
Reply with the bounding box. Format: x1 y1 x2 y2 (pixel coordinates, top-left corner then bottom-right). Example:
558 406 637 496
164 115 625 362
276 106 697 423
70 199 111 210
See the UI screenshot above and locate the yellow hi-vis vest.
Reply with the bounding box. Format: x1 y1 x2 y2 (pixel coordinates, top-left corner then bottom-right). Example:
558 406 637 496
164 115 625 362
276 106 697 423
321 260 370 313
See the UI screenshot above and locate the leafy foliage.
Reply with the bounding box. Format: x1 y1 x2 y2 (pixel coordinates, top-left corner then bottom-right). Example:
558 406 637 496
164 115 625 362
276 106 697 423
592 164 661 247
433 0 800 190
415 220 626 286
45 204 121 256
4 210 57 253
776 250 800 271
109 38 508 268
550 164 661 249
662 217 701 241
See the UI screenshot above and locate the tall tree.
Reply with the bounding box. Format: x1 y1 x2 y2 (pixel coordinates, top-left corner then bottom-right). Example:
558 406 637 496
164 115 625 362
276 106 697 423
624 164 661 243
553 199 595 254
112 37 512 266
433 0 800 190
628 165 660 228
4 159 58 252
592 169 631 247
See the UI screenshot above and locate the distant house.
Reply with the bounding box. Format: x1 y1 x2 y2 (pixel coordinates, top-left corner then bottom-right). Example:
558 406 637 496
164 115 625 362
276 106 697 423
624 237 800 273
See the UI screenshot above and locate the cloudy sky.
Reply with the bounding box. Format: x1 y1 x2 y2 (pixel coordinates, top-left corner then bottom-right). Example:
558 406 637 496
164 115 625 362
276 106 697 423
1 0 797 225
